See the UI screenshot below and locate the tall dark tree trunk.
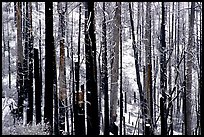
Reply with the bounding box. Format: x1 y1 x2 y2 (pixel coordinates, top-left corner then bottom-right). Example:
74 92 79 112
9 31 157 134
70 11 76 135
65 10 70 134
195 7 200 135
69 11 74 135
38 7 43 125
144 2 153 134
45 2 54 134
7 17 11 89
181 4 186 134
34 48 41 125
53 44 58 135
168 3 174 135
110 3 120 135
160 2 167 135
200 3 203 135
176 3 181 127
2 17 6 79
124 92 127 113
151 3 158 132
14 2 17 25
23 2 29 125
85 1 99 135
102 2 109 135
16 2 24 120
186 2 195 135
57 2 67 135
27 2 33 125
119 3 123 134
76 5 85 135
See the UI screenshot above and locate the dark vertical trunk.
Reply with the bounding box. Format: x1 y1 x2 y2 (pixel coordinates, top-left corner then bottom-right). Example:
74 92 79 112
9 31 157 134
77 6 81 93
38 17 42 120
85 2 99 135
151 3 157 131
174 3 180 121
8 35 11 89
68 22 73 134
6 10 11 89
110 3 120 132
70 11 76 135
169 2 174 135
128 112 130 124
74 5 82 135
123 116 126 135
200 3 203 135
181 6 186 134
58 2 67 134
65 6 70 135
144 2 153 134
53 45 58 135
98 48 102 129
78 85 85 135
137 3 141 68
134 92 136 103
186 2 195 135
74 62 85 135
195 8 200 135
160 2 167 135
119 3 123 135
14 2 17 25
27 2 33 125
23 2 29 124
34 48 41 125
124 92 127 113
75 7 85 133
45 2 54 134
183 50 187 135
160 97 166 135
2 18 5 79
143 66 146 135
176 3 181 127
102 2 109 135
74 61 79 134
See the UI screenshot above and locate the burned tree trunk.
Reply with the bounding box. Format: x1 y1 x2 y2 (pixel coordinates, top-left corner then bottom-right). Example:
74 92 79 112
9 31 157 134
85 1 99 135
16 2 24 120
110 3 121 135
102 2 109 135
57 2 67 135
45 2 54 134
27 2 33 125
160 2 167 135
186 2 195 135
34 48 41 125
